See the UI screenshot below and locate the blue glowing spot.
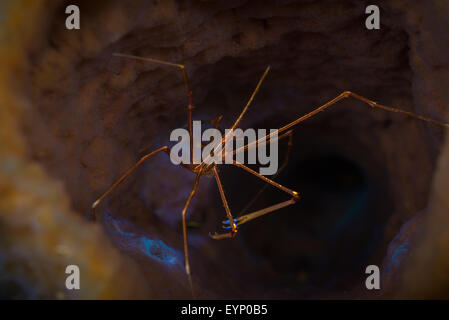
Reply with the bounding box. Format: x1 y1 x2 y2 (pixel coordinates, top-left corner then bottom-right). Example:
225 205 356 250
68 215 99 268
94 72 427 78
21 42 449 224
110 218 135 238
223 219 239 224
141 237 180 265
390 240 409 268
103 211 183 268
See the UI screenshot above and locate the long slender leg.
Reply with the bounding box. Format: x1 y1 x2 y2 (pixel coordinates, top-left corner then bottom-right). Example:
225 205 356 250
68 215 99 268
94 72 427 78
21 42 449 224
216 161 300 232
91 141 199 296
226 86 449 226
113 53 196 163
277 91 449 133
229 199 298 228
181 170 202 297
92 146 168 210
209 166 239 240
91 146 193 213
232 161 299 199
228 127 293 160
202 66 271 166
229 66 271 131
233 91 449 157
238 130 293 216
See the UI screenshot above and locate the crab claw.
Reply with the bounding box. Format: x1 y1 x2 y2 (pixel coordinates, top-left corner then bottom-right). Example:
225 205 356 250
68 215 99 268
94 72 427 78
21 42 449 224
210 217 240 240
209 231 235 240
222 218 241 229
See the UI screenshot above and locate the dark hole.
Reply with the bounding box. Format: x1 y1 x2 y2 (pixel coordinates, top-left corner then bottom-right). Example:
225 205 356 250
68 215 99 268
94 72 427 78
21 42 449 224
217 136 391 294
